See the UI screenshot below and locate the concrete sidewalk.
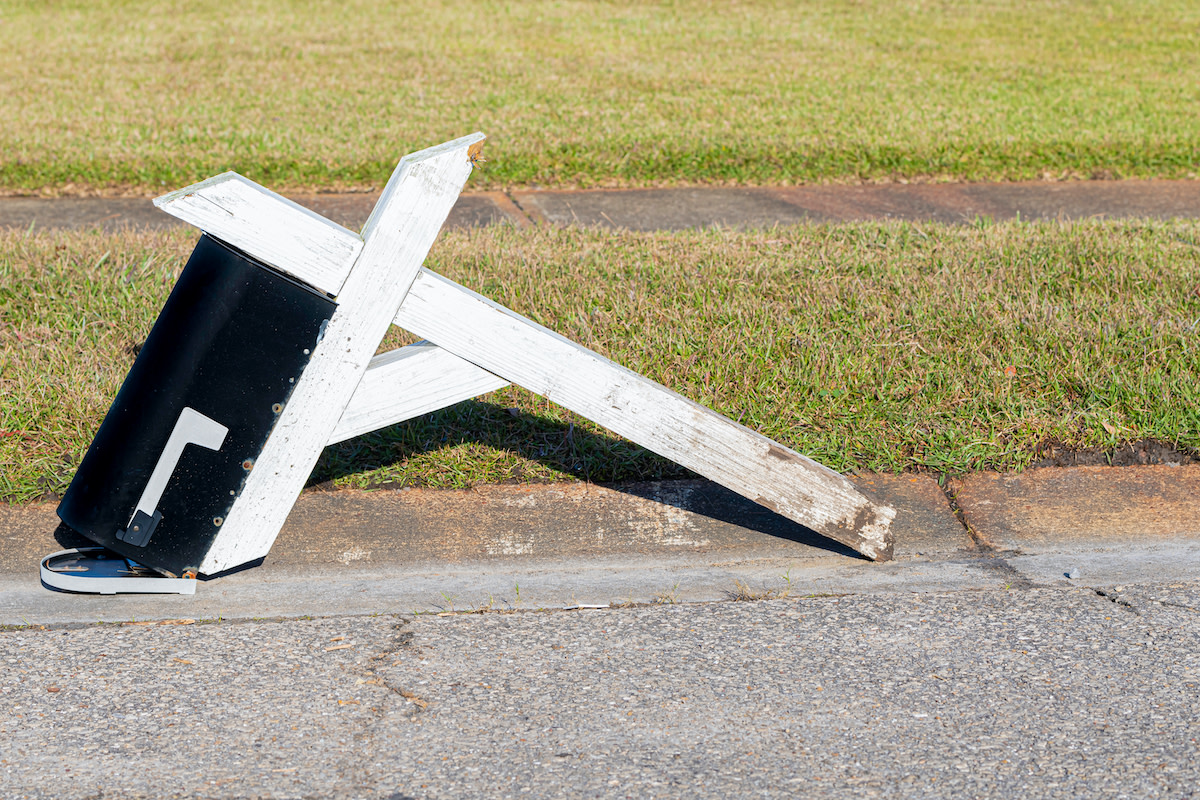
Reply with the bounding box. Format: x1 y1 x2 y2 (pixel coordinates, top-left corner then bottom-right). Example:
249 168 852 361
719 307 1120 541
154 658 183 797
3 178 1200 233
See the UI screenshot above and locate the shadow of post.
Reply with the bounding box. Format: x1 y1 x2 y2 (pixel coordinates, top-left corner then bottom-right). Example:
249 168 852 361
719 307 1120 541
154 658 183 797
309 400 867 561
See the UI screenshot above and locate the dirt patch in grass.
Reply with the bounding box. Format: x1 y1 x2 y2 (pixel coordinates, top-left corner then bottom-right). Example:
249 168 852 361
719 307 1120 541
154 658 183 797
1030 439 1199 469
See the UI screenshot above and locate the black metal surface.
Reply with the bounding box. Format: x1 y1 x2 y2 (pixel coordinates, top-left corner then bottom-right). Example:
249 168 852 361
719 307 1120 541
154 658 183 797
57 235 336 577
117 509 161 547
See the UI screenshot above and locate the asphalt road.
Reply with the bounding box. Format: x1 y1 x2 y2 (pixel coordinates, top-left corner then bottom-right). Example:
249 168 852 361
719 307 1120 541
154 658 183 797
3 580 1197 799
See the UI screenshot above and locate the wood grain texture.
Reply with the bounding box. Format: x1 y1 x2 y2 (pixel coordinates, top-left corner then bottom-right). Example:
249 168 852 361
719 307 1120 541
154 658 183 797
327 341 509 445
395 270 897 561
199 133 485 574
154 172 363 295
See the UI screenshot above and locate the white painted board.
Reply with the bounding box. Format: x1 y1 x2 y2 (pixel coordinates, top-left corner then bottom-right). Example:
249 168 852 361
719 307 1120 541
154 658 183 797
328 341 509 445
197 134 485 574
154 173 363 295
395 270 897 561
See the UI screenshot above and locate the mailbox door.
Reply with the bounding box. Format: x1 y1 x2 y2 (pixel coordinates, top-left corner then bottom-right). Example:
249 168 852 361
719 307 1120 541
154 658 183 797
58 235 337 577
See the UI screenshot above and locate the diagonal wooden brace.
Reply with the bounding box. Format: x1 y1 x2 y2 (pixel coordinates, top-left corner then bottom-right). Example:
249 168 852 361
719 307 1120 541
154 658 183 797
156 133 483 573
392 273 896 561
156 138 896 568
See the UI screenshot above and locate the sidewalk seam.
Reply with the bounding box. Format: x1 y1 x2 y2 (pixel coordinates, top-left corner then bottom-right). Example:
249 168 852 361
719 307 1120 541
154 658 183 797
937 479 990 551
937 477 1037 588
502 190 542 226
486 191 534 228
506 191 548 225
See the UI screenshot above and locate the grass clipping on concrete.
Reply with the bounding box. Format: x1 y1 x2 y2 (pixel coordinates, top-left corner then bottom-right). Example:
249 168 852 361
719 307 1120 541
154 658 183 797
2 220 1198 502
1 0 1198 193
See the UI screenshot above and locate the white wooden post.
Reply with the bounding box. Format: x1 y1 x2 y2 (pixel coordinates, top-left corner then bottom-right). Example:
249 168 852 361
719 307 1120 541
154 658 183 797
158 134 483 574
154 136 897 566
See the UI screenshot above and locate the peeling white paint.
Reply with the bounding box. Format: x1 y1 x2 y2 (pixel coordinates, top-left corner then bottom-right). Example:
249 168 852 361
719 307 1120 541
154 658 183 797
336 547 371 565
488 533 536 556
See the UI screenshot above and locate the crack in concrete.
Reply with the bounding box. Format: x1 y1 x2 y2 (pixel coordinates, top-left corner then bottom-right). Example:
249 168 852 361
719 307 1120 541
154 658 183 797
937 480 1036 588
1100 588 1200 617
1153 599 1200 615
1094 588 1141 616
326 619 432 797
323 618 423 799
351 618 427 723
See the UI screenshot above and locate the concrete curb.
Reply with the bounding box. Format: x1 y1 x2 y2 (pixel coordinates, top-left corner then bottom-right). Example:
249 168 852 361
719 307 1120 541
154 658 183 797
3 465 1198 625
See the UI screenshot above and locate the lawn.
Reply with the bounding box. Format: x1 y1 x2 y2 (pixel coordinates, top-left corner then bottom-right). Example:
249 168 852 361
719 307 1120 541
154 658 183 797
3 220 1197 502
1 0 1197 194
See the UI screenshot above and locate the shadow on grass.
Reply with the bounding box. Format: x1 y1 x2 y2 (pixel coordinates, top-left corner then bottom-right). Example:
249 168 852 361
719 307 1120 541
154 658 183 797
308 399 866 561
308 400 687 487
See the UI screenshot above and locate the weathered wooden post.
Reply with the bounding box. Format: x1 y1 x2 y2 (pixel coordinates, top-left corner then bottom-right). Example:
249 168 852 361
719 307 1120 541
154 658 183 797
44 134 895 594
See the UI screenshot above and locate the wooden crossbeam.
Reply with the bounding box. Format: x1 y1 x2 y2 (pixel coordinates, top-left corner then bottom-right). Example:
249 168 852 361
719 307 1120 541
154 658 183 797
155 144 896 565
394 271 896 561
165 134 484 574
328 341 508 444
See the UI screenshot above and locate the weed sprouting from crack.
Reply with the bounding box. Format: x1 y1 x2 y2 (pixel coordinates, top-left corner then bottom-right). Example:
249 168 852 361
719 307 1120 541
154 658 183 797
654 582 681 605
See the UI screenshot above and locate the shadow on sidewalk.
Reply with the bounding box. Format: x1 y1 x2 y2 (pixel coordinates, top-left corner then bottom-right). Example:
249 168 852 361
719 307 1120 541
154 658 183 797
308 400 865 560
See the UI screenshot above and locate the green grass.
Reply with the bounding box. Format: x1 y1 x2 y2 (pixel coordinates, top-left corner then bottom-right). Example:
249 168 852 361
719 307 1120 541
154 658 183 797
2 220 1198 502
1 0 1198 194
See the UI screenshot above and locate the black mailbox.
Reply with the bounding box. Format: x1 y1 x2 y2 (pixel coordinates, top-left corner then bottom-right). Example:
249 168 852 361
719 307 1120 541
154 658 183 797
57 235 336 578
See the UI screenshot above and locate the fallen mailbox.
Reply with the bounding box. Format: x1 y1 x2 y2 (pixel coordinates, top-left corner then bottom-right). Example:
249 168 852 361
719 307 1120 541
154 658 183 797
42 133 896 595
